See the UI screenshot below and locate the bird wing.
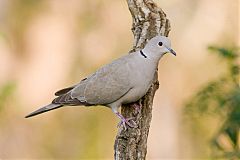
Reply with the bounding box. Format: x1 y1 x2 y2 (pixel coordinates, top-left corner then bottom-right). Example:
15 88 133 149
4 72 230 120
71 55 133 105
52 75 93 105
55 85 76 96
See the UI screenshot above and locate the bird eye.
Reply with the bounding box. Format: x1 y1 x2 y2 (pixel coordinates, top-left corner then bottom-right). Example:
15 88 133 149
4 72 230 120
158 42 163 46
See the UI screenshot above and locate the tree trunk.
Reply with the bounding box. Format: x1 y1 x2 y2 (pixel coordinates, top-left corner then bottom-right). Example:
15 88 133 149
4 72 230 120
114 0 171 159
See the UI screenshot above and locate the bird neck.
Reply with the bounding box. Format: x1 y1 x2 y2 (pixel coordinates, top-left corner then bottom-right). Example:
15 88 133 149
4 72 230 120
141 48 164 63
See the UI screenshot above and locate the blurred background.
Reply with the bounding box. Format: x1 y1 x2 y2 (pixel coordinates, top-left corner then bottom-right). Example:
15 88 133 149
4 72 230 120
0 0 239 159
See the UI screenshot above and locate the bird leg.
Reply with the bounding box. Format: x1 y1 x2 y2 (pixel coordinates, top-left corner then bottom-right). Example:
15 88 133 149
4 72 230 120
115 112 137 130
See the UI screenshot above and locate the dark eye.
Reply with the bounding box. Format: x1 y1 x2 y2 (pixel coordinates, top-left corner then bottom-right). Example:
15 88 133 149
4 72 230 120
158 42 163 46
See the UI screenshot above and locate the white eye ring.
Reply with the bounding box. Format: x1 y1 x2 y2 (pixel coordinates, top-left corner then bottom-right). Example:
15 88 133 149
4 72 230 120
158 42 163 46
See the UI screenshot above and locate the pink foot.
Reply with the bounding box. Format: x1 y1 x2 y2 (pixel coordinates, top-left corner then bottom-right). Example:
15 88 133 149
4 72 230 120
132 102 142 113
115 112 137 130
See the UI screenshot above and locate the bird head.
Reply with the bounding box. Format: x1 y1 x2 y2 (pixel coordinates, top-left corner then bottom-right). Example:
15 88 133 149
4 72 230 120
144 36 176 57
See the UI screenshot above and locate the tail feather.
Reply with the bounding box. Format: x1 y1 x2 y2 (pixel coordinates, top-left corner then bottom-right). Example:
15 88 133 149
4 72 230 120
25 104 63 118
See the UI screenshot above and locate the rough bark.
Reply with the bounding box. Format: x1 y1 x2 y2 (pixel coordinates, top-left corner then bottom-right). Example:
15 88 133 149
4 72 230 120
114 0 171 159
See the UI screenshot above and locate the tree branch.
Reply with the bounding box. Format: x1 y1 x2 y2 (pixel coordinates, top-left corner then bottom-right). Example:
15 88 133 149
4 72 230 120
114 0 171 159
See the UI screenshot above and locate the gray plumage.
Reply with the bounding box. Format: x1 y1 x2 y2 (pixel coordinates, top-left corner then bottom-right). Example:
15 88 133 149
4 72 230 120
25 35 176 128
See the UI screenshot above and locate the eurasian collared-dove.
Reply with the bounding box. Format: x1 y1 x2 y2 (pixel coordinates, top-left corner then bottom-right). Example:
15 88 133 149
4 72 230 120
25 35 176 129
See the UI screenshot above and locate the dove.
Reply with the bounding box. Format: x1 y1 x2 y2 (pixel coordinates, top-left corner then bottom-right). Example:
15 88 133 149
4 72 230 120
25 35 176 129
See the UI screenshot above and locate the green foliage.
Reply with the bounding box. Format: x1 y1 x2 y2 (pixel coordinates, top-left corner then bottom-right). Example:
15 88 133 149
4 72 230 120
185 46 240 158
208 46 238 60
0 82 16 112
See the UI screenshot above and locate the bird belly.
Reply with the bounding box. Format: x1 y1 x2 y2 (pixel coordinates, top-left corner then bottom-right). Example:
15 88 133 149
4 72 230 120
113 56 156 105
121 82 151 104
124 63 155 104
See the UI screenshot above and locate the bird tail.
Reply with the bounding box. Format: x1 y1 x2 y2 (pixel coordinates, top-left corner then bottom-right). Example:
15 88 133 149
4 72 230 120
25 103 63 118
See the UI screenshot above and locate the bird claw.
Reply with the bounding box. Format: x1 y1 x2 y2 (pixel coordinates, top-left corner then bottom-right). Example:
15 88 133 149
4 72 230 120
115 111 137 130
117 117 137 130
132 103 142 114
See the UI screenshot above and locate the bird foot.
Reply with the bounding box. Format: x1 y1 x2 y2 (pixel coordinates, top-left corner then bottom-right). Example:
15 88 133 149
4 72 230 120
132 102 142 114
115 112 137 130
117 117 137 130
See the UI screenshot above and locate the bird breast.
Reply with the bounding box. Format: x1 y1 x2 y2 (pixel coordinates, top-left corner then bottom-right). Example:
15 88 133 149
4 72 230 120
121 56 157 104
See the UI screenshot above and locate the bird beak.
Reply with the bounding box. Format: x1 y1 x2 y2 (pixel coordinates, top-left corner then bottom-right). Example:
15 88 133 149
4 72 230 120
165 46 176 56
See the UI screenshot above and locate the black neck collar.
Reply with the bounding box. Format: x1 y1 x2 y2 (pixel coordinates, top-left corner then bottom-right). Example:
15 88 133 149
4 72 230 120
140 50 147 58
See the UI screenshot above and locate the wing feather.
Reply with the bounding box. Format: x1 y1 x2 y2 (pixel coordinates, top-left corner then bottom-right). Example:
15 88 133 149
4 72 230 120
71 55 132 105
